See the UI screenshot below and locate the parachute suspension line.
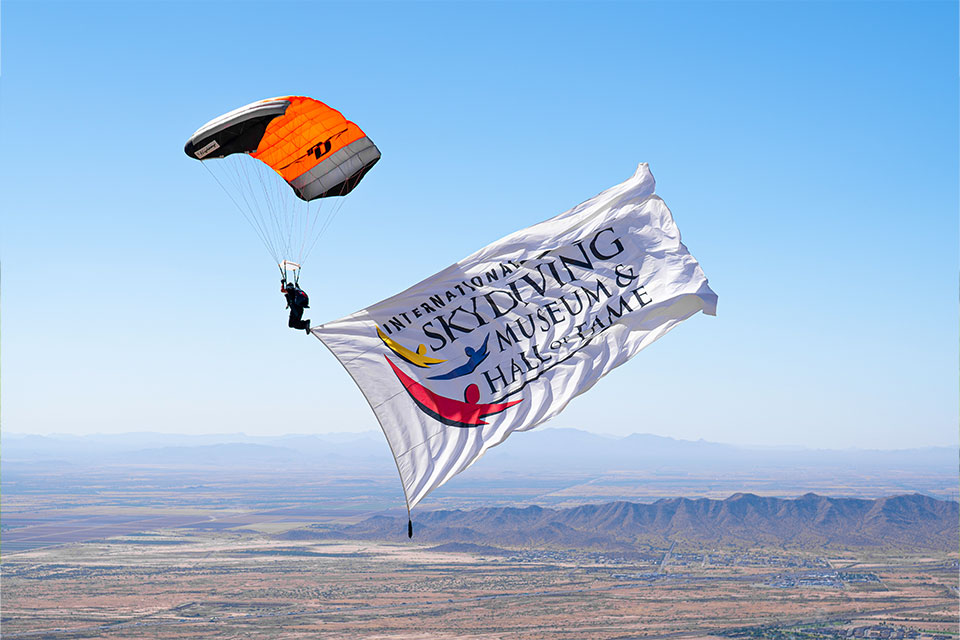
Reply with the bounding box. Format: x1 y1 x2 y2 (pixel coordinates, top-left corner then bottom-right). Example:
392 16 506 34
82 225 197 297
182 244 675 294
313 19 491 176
318 197 348 241
300 201 331 266
297 183 321 266
301 196 348 267
297 179 338 267
233 139 328 272
240 154 286 262
295 198 311 266
220 159 260 254
246 156 283 258
201 161 279 262
221 156 282 262
300 207 327 266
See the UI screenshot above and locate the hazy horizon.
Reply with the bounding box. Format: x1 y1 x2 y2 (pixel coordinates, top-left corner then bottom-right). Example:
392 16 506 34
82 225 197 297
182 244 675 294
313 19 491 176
4 425 957 453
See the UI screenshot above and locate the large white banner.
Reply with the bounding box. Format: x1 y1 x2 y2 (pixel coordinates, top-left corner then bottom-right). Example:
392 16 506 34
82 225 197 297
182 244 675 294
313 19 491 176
313 164 717 512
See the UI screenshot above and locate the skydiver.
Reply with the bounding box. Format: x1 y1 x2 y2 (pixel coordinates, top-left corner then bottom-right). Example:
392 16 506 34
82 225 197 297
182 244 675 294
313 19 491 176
281 280 311 335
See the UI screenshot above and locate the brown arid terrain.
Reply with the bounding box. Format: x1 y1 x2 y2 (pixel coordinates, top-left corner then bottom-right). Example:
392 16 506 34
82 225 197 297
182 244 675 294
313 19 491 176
2 530 957 639
2 500 957 640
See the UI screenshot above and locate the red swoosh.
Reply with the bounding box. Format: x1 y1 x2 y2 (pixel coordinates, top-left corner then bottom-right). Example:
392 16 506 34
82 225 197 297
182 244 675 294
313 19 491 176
385 356 522 428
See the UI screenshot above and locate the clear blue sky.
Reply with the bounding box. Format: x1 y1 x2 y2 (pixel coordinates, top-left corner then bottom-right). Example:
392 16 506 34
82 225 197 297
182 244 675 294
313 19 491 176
1 1 956 449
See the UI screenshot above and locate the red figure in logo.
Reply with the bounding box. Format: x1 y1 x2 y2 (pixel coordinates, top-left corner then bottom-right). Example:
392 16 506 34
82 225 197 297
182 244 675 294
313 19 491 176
385 356 522 428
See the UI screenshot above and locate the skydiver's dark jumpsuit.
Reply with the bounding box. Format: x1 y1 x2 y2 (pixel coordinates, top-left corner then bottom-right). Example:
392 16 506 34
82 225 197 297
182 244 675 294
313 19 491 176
282 284 310 331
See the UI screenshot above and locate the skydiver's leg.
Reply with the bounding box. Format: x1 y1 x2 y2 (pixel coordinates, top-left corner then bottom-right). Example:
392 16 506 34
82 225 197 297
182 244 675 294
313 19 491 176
289 306 307 329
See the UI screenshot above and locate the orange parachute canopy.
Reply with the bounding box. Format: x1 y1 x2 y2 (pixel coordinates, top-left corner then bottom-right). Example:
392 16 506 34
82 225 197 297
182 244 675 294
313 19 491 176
184 96 380 271
185 96 380 201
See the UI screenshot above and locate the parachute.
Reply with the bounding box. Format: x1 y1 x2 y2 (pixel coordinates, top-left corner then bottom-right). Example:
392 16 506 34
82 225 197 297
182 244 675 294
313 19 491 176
185 96 380 282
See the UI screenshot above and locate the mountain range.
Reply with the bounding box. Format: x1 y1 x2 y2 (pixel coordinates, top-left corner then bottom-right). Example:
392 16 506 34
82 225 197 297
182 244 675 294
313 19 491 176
288 493 959 551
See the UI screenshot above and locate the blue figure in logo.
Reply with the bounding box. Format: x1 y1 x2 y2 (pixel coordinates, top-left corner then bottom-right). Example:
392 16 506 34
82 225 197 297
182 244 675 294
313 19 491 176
428 334 490 381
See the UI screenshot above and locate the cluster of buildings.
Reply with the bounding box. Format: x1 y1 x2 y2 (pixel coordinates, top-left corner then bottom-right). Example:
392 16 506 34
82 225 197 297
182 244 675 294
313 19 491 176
726 623 950 640
768 570 880 589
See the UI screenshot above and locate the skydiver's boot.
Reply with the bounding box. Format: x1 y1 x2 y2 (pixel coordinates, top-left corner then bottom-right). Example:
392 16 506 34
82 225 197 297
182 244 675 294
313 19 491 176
304 321 311 335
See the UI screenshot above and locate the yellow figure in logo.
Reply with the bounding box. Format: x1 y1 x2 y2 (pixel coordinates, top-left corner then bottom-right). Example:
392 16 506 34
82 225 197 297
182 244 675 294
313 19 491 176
377 327 446 368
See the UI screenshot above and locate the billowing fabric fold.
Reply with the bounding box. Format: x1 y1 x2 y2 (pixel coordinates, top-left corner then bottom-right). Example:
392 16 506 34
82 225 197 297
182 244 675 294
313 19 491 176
314 164 717 510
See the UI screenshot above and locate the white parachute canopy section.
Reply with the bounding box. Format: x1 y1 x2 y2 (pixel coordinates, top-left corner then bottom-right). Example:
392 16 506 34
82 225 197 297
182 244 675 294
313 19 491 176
314 164 717 528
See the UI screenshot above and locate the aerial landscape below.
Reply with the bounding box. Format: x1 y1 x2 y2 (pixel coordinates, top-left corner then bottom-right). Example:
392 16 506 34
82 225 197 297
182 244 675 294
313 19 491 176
2 1 957 639
3 430 957 639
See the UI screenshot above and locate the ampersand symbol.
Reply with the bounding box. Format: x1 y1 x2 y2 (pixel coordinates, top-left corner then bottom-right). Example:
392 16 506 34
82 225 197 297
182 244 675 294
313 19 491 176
615 264 639 288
